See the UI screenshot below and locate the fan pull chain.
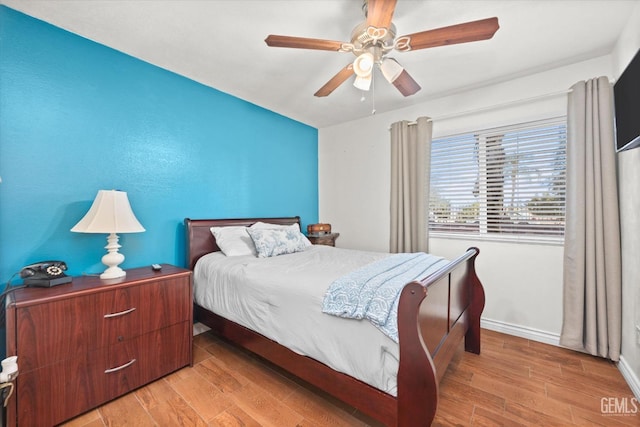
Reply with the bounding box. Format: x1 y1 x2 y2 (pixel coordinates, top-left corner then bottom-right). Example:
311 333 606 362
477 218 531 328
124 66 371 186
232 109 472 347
371 68 376 115
359 70 376 115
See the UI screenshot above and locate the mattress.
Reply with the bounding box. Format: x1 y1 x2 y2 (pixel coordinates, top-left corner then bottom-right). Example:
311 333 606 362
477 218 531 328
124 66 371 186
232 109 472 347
193 245 402 395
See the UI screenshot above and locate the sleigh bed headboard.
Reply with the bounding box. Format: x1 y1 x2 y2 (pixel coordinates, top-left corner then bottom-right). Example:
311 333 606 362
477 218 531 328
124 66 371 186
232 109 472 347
184 216 301 270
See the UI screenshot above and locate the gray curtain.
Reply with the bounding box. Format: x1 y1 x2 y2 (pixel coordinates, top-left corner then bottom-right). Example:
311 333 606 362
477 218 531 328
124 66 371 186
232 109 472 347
560 76 622 361
390 117 432 253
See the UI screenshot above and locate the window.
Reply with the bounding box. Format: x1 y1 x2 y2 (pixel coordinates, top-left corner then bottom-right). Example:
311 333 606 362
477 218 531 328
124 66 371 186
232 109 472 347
429 117 566 241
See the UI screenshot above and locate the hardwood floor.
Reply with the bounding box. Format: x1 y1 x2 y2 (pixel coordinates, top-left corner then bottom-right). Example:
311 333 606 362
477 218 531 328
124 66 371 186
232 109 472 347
61 328 638 426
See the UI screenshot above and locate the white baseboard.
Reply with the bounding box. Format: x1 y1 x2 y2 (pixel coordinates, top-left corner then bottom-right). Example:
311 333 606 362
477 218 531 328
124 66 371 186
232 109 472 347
618 355 640 400
481 318 561 346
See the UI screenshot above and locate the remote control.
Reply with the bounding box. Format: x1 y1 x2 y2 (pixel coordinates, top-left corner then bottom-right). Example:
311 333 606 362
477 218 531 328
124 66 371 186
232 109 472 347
151 264 162 271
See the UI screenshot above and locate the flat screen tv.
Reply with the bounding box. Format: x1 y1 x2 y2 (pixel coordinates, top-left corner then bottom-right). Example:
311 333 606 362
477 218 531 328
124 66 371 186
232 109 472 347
614 48 640 152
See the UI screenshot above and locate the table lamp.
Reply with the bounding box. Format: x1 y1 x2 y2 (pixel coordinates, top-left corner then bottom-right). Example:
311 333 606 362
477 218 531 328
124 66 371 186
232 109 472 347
71 190 145 279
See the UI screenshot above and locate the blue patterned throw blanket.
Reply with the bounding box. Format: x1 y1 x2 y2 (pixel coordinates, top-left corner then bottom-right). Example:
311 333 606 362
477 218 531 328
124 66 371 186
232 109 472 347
322 253 448 343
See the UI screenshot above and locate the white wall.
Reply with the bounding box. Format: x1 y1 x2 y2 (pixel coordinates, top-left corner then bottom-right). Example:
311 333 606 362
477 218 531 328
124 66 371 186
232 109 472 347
319 55 614 341
613 3 640 397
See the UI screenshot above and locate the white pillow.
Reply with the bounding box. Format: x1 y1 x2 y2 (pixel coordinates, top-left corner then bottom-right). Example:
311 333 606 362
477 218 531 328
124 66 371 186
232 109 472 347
247 227 311 258
250 221 301 231
210 226 257 257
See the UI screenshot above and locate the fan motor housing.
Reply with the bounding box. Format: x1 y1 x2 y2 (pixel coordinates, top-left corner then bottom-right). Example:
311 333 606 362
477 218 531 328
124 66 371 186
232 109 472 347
350 21 396 55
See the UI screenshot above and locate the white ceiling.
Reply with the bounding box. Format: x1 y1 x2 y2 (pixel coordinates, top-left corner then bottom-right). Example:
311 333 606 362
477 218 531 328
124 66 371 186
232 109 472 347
2 0 638 128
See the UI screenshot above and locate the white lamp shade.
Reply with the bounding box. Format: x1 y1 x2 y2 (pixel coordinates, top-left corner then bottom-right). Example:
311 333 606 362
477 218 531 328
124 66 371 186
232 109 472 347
380 58 404 83
353 52 374 77
71 190 145 234
353 74 372 91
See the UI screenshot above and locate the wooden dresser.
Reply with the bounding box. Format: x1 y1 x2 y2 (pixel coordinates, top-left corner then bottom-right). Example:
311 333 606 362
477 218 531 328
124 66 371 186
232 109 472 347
4 264 193 427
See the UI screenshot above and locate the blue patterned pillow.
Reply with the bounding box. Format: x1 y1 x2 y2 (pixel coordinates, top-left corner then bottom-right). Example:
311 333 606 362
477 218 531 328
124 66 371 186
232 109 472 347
247 227 311 258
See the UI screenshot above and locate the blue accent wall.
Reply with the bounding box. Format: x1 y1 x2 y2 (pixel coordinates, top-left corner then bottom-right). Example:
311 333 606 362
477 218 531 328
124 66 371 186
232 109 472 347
0 6 318 282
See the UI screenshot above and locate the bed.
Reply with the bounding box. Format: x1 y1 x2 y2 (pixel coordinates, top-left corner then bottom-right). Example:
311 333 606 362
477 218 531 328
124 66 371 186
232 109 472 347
185 216 485 426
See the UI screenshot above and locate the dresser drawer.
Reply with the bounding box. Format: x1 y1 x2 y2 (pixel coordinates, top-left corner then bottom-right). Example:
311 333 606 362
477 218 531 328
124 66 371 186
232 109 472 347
106 321 191 397
98 284 143 346
15 322 191 427
98 276 190 347
15 293 99 373
138 275 191 331
16 347 109 426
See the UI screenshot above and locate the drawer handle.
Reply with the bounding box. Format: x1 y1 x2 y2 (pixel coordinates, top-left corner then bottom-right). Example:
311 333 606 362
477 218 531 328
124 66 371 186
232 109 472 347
104 359 136 374
103 307 136 318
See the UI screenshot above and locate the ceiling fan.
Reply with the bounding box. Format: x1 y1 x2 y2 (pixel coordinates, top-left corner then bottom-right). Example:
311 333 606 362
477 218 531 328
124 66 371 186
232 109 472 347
265 0 499 97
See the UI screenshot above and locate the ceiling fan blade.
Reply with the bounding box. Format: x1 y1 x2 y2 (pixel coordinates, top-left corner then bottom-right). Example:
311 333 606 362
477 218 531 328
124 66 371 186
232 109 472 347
314 64 355 97
366 0 397 29
391 69 421 97
265 35 346 51
397 17 499 51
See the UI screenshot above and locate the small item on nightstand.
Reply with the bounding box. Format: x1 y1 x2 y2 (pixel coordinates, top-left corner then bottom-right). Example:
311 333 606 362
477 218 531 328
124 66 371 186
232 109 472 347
307 223 331 235
19 260 72 287
151 264 162 271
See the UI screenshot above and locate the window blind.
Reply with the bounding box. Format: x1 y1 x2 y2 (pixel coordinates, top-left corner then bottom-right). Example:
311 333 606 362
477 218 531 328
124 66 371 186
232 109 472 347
429 117 566 240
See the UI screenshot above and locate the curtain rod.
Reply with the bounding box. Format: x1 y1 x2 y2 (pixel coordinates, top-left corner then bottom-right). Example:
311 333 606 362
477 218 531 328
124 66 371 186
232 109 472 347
398 88 573 127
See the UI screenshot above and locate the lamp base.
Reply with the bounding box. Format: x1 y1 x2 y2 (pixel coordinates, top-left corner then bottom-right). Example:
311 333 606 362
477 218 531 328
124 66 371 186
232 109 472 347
100 266 126 280
101 233 126 280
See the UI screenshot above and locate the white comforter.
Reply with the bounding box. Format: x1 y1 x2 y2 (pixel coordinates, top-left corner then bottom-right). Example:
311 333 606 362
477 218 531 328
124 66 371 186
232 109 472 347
194 245 403 395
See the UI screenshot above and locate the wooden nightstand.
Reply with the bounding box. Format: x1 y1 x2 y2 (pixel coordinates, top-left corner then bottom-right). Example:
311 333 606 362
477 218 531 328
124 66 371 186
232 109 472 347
307 232 340 246
4 264 193 427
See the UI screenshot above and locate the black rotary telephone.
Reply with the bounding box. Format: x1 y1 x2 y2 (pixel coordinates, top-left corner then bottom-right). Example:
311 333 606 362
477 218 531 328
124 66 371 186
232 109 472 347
19 261 72 287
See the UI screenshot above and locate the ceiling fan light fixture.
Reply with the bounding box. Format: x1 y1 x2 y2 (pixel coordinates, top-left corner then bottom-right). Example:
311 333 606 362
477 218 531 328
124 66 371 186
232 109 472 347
380 57 403 83
353 74 372 91
353 52 375 77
